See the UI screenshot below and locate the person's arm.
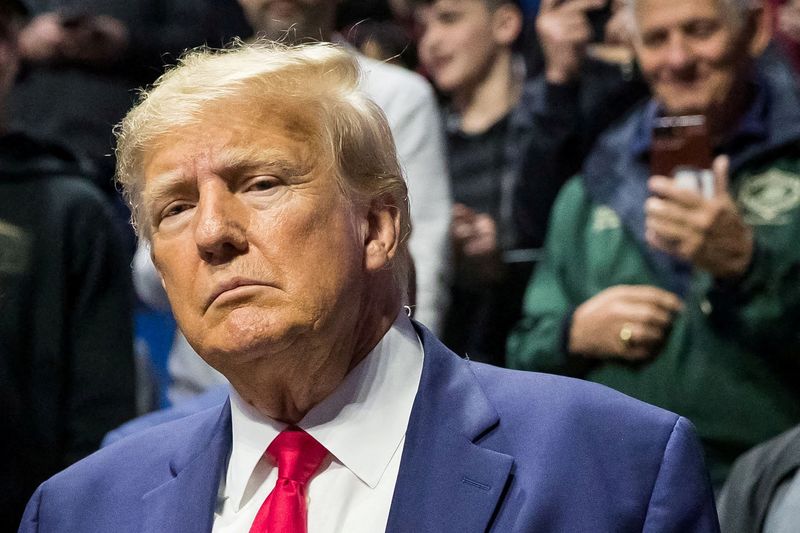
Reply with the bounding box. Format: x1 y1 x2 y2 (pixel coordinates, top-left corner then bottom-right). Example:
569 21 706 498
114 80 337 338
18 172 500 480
507 179 588 374
514 0 597 248
64 188 137 465
20 0 250 78
514 77 582 248
642 417 720 532
18 484 42 533
705 239 800 351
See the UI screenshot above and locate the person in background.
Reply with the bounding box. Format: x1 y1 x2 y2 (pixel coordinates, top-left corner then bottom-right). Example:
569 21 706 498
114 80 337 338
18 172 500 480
513 0 649 250
717 422 800 533
415 0 533 365
508 0 800 488
770 0 800 71
21 41 719 533
415 0 646 365
10 0 250 204
0 0 136 527
337 0 418 68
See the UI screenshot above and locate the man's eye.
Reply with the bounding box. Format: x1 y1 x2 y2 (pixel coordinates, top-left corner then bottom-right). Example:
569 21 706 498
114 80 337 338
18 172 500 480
162 203 192 219
438 11 461 24
245 178 278 193
642 30 668 48
686 20 719 38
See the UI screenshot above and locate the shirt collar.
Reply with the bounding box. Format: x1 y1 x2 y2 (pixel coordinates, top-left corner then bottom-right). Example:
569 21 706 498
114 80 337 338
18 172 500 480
225 310 424 509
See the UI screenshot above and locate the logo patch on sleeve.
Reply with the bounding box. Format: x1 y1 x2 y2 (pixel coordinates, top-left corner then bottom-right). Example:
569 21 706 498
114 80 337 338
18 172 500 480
738 169 800 225
592 205 621 231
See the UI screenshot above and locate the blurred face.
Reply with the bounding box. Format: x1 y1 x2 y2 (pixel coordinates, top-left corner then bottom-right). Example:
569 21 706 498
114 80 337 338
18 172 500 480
633 0 758 118
237 0 336 40
143 100 368 375
417 0 500 94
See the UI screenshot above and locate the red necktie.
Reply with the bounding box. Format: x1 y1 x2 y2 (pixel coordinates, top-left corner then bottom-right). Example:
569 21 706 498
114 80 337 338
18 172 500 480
249 427 328 533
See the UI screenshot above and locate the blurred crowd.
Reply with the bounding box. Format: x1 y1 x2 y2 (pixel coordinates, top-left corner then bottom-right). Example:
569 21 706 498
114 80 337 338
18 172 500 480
2 0 800 530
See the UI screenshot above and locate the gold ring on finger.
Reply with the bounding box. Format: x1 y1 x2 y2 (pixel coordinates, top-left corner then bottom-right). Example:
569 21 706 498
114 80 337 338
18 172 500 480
619 323 634 348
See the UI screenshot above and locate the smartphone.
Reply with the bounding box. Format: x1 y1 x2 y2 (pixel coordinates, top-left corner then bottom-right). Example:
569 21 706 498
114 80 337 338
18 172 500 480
651 115 714 198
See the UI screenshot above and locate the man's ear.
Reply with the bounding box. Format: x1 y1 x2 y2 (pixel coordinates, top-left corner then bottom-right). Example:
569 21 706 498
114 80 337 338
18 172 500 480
492 3 524 47
744 5 772 59
147 240 169 292
363 196 401 273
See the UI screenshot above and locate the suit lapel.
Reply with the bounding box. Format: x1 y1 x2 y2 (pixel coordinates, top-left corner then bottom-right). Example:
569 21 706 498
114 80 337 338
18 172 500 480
386 324 514 533
141 401 232 533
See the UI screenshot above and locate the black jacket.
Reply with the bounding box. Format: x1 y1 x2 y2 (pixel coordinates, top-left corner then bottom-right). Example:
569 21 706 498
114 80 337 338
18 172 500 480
0 133 136 529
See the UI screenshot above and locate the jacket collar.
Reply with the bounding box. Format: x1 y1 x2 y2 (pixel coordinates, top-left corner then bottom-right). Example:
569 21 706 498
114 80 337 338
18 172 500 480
134 323 514 532
386 322 514 533
140 401 232 533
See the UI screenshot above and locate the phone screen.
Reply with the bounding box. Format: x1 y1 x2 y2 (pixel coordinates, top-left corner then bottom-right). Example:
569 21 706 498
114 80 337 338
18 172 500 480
651 115 714 198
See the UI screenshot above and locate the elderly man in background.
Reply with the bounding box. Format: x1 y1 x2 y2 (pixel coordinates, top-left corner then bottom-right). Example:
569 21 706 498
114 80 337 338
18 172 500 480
21 42 718 532
509 0 800 488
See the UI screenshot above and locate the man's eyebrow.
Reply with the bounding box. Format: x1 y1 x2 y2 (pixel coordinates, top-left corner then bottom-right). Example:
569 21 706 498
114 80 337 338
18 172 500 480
143 170 191 206
214 147 312 177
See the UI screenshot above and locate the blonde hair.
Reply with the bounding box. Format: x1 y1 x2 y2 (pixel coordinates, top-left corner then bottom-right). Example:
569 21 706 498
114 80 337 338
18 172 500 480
115 40 411 294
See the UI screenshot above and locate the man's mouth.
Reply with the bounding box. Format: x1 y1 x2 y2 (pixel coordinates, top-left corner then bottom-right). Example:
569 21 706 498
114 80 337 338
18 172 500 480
207 277 271 310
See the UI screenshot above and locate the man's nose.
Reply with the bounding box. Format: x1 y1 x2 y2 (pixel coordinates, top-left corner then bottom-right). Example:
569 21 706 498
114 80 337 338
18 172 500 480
419 26 440 57
664 33 692 71
193 186 248 264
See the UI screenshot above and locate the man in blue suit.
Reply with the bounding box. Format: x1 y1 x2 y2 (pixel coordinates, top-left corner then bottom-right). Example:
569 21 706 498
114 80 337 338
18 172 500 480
20 41 718 532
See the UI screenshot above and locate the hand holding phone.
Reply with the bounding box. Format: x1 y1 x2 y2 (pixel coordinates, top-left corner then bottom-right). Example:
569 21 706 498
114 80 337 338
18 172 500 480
645 155 754 279
651 115 714 198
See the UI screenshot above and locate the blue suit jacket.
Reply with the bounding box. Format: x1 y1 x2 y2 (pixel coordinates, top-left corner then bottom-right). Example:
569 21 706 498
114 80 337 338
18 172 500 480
20 324 720 532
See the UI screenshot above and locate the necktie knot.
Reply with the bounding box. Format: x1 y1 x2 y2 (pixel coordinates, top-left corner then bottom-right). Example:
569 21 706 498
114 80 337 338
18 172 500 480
267 427 328 485
250 427 328 533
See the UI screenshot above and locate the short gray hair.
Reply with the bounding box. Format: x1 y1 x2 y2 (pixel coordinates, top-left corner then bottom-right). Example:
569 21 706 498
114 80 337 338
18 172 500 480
627 0 760 35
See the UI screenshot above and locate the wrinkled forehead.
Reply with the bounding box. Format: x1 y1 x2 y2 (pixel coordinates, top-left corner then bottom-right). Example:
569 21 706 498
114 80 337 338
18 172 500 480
138 92 335 219
143 90 328 168
201 90 324 143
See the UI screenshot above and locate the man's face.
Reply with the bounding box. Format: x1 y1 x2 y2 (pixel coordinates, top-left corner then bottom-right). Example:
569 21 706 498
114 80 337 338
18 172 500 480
633 0 755 117
237 0 335 40
143 100 367 374
417 0 500 94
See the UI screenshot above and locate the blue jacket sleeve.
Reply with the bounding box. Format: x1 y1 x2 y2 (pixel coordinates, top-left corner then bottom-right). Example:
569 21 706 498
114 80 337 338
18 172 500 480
18 484 42 533
643 417 720 532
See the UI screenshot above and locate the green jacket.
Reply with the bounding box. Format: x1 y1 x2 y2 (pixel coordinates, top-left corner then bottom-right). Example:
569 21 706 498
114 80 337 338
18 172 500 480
508 66 800 486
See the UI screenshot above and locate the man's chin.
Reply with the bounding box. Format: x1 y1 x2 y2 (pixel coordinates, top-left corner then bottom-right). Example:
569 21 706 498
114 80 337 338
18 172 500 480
200 333 292 371
655 88 713 117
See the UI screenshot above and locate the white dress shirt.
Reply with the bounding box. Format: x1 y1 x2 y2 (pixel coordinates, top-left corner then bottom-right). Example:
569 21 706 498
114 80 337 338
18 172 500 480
212 311 424 532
